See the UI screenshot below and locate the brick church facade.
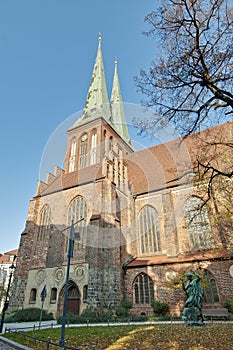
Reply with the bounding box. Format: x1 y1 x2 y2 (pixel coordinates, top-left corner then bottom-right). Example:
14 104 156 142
11 37 233 317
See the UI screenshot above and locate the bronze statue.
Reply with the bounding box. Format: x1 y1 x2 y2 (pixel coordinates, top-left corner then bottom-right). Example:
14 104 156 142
181 269 204 326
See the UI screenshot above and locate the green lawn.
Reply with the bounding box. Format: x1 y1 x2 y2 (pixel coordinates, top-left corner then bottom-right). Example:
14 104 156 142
3 323 233 350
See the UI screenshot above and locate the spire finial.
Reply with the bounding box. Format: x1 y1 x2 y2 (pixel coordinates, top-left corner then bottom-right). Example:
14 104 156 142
114 57 118 65
98 32 102 45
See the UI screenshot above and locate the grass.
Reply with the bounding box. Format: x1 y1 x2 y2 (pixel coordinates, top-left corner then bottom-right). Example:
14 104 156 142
3 323 233 350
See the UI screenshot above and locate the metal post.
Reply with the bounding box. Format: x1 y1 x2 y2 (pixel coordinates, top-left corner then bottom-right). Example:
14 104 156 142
0 261 16 333
59 220 74 349
59 217 83 349
39 285 47 330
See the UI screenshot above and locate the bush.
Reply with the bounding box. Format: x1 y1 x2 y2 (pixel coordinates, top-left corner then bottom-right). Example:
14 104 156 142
57 309 114 324
4 308 19 323
116 300 132 317
225 299 233 313
5 308 54 322
151 300 169 316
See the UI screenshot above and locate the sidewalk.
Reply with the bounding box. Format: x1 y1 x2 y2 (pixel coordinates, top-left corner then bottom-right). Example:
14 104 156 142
0 336 32 350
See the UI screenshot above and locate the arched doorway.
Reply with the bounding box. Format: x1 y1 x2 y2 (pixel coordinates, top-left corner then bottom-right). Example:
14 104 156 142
58 281 81 315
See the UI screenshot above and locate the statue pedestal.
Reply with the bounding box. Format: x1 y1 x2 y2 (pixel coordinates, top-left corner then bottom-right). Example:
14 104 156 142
182 307 204 326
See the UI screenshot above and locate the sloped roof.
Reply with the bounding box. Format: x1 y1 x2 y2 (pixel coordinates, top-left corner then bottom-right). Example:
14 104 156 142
37 121 232 197
127 250 233 268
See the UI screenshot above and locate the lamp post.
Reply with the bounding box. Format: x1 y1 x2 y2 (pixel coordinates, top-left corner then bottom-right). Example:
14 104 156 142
0 258 16 333
59 218 83 349
39 285 47 330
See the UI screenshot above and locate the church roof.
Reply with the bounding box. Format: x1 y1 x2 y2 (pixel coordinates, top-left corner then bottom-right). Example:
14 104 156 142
126 250 233 268
36 122 232 197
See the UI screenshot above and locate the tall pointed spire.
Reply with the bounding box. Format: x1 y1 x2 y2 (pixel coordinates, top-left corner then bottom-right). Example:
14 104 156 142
83 34 110 116
110 60 131 144
71 35 111 129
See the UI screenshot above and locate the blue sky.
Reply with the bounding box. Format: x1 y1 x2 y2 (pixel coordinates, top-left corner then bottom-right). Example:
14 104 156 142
0 1 161 253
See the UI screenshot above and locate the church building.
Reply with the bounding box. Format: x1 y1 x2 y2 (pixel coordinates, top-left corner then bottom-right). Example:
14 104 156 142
11 37 233 317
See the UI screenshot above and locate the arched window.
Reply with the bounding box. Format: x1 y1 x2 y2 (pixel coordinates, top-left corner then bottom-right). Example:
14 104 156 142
67 196 87 256
83 285 88 303
50 288 57 304
90 132 97 165
139 206 161 255
109 136 113 151
203 270 220 304
37 205 51 241
134 273 154 304
29 288 37 304
185 197 214 250
79 134 88 169
116 195 121 221
69 139 76 173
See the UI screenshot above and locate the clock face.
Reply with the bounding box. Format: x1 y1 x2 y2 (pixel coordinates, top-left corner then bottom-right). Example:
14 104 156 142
81 134 87 141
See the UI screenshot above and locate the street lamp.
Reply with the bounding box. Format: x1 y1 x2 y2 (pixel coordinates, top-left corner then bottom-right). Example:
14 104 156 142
59 218 83 349
39 285 47 330
0 256 17 333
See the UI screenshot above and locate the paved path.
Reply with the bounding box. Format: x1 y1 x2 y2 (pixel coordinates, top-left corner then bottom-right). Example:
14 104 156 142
0 336 32 350
0 340 15 350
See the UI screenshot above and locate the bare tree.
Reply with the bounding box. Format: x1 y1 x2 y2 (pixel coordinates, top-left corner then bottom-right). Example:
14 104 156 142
135 0 233 197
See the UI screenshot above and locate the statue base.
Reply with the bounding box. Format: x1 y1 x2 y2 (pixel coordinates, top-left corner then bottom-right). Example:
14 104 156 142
182 307 205 326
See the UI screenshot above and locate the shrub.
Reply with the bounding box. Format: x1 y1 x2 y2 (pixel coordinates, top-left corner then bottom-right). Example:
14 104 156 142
120 300 133 310
225 299 233 313
57 309 114 324
116 300 132 317
4 308 19 323
9 308 54 322
151 300 169 316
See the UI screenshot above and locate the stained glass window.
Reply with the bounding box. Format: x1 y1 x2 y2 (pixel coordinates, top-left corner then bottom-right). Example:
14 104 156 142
139 206 161 255
37 205 51 241
66 196 87 256
203 270 220 303
185 197 214 250
134 273 154 304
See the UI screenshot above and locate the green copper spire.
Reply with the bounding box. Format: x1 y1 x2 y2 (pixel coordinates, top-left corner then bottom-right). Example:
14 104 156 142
110 60 131 143
71 35 111 129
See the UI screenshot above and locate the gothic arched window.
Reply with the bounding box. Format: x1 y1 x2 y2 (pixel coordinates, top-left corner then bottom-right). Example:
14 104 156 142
134 273 154 304
69 138 77 173
37 205 51 241
139 206 161 255
203 270 220 304
67 196 87 256
90 132 97 165
185 197 214 250
79 134 88 169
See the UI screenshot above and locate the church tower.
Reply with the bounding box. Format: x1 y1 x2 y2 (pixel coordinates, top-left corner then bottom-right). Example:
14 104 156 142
11 36 134 315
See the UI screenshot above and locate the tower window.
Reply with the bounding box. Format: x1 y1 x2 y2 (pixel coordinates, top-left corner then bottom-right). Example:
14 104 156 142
79 134 88 169
90 133 97 165
109 136 113 151
69 139 76 173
